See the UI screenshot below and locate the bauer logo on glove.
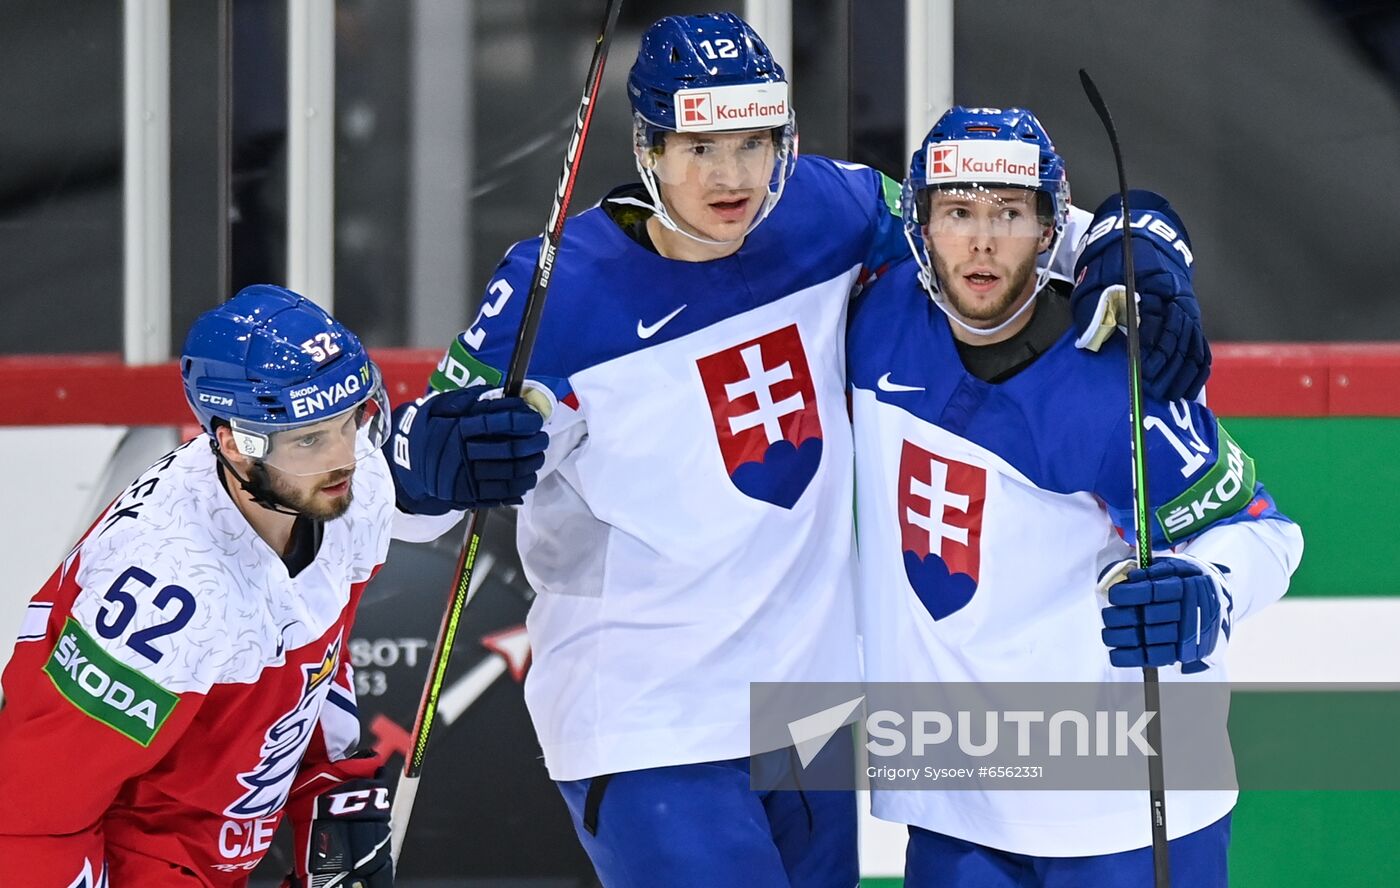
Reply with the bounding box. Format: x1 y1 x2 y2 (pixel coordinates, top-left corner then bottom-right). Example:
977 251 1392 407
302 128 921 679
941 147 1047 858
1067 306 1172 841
1070 189 1211 402
383 383 549 514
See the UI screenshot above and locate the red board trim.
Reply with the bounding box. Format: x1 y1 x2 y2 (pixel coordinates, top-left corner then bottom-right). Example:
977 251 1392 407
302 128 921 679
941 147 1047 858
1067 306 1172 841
1207 343 1400 417
0 350 444 427
0 344 1396 426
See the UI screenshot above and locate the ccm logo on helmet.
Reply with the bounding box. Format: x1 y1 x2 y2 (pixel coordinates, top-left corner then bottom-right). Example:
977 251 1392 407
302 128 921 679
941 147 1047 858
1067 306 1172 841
325 786 391 816
198 392 235 408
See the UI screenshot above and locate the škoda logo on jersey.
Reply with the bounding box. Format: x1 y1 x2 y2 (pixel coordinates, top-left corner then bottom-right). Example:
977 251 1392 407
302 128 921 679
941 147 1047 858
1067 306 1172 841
898 441 985 620
44 618 180 746
696 325 821 509
225 637 343 819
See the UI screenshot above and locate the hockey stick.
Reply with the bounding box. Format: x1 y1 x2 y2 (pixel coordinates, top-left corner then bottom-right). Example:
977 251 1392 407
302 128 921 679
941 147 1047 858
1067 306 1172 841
1078 69 1171 888
390 0 624 863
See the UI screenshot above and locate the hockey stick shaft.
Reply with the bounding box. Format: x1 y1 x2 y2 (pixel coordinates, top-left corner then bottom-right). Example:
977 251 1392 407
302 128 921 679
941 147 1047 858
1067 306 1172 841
1079 69 1171 888
391 0 624 862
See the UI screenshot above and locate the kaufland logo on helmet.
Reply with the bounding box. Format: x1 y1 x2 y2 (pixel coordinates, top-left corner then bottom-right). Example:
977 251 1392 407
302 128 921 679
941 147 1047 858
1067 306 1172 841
681 94 712 126
674 83 789 133
930 146 958 177
928 140 1040 188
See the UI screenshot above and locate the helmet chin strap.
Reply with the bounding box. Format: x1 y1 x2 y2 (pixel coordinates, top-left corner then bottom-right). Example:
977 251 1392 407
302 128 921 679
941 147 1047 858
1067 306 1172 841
925 268 1046 339
610 190 741 247
615 143 790 249
211 440 302 517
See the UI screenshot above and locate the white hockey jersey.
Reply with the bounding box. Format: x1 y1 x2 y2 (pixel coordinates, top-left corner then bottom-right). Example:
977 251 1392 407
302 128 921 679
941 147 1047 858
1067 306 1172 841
431 156 908 780
846 259 1304 857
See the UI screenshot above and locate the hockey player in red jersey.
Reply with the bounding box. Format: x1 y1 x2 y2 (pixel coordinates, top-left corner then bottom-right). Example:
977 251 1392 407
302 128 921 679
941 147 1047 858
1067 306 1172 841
0 285 546 887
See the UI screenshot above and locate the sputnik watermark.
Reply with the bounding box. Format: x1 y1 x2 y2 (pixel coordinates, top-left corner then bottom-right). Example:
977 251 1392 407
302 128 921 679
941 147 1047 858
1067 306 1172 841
749 681 1238 792
786 695 865 767
862 708 1158 758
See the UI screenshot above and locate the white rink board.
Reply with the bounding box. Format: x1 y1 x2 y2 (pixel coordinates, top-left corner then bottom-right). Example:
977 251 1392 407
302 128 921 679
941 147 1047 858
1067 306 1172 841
0 425 127 695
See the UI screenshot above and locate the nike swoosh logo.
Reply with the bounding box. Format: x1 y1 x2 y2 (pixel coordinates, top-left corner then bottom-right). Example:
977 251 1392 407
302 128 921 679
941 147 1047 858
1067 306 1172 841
637 304 687 339
877 372 925 393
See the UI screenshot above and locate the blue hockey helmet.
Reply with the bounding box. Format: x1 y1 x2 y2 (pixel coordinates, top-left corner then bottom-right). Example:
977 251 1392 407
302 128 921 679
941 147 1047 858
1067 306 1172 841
625 13 797 244
181 284 390 476
901 107 1071 335
629 12 788 139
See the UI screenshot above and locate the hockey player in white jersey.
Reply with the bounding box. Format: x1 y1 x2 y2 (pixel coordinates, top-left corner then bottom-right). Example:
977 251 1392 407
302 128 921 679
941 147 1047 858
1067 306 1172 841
385 14 1212 887
0 286 545 887
846 106 1304 886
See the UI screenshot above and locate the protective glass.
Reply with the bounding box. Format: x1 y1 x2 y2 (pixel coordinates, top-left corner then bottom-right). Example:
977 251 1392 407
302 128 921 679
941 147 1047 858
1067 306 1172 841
919 185 1050 241
229 367 391 477
640 128 780 188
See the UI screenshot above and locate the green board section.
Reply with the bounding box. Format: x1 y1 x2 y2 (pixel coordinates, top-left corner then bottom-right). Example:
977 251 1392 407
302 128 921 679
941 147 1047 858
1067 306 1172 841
1231 792 1400 886
1222 418 1400 597
859 792 1400 887
1228 691 1400 790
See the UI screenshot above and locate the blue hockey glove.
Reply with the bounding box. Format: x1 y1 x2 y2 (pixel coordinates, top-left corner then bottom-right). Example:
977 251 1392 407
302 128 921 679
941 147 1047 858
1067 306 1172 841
1071 190 1211 401
1098 556 1225 671
284 778 394 888
386 385 548 513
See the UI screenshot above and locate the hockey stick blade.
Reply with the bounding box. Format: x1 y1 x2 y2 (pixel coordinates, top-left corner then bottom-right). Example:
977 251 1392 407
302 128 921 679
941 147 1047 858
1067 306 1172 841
391 0 625 866
1079 68 1171 888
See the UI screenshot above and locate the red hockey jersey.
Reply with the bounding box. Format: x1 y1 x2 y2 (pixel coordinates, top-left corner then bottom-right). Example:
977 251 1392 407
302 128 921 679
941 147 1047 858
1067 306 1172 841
0 439 409 887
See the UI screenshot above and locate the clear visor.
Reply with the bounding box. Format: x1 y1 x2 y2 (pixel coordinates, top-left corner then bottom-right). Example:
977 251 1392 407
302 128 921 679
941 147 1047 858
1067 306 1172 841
638 128 780 189
229 371 391 477
919 185 1050 241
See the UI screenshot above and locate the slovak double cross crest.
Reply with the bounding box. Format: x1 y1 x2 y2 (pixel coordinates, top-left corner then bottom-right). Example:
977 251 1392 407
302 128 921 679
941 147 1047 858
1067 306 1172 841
696 324 822 509
898 440 986 619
